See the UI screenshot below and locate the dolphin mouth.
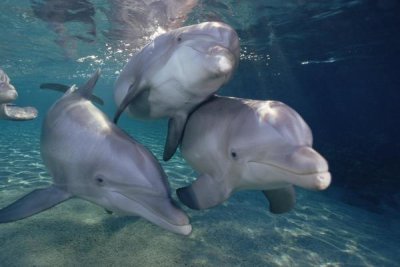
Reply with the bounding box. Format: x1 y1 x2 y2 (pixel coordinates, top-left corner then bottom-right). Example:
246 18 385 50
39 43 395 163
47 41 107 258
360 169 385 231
248 161 331 191
183 43 236 79
188 44 236 61
110 190 192 235
181 35 236 60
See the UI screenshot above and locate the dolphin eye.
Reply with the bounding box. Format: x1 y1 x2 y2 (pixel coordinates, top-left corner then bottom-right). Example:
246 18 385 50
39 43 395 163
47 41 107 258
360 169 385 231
231 151 238 159
95 176 105 186
177 36 182 42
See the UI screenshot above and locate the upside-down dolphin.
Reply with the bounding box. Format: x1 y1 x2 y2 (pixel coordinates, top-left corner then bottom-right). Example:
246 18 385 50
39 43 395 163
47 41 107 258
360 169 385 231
0 68 37 121
177 96 331 213
0 70 191 235
113 21 240 161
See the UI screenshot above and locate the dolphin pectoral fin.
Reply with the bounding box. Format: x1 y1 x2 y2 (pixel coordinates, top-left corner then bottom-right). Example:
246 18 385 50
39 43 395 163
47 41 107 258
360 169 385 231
177 173 231 210
113 80 142 124
262 185 296 214
40 83 70 93
0 104 38 121
40 82 104 105
0 186 72 223
163 115 187 161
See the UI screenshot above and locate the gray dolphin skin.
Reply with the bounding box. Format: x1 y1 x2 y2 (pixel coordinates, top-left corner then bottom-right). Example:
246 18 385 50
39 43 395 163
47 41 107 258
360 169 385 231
177 96 331 213
113 21 240 161
0 70 192 235
0 68 38 121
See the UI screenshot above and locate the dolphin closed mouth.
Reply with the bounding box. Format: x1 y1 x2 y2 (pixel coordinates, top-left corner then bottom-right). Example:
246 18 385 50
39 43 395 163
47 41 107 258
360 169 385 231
111 191 192 235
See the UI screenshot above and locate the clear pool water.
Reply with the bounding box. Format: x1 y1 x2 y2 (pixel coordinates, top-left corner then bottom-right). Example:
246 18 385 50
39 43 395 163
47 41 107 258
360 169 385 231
0 1 399 266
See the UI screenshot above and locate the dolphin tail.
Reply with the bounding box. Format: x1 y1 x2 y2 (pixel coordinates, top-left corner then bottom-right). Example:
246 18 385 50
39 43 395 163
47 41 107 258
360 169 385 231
0 186 72 223
40 73 104 106
262 186 296 214
163 115 187 161
176 173 232 210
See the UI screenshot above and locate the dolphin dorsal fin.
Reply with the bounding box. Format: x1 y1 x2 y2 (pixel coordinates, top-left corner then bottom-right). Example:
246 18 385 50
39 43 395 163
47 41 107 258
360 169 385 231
76 69 101 100
40 80 104 105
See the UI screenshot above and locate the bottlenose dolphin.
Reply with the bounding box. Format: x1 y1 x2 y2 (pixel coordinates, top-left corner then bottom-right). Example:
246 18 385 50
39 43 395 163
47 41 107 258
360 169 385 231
0 68 38 121
0 70 192 235
177 96 331 213
113 21 240 161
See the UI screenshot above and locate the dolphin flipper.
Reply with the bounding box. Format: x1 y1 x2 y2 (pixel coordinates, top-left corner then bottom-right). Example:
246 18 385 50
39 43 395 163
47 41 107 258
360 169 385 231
163 115 187 161
40 83 70 93
177 173 231 210
262 185 296 214
113 80 143 123
0 186 72 223
0 104 38 121
40 81 104 105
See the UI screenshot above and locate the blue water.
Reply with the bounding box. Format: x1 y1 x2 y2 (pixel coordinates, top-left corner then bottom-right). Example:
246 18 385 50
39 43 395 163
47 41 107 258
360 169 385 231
1 0 399 266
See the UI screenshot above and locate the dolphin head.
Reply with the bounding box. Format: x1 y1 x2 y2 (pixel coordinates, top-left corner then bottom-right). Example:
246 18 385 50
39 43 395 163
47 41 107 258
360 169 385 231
56 125 191 235
173 21 239 87
149 21 240 94
228 100 331 191
0 72 18 103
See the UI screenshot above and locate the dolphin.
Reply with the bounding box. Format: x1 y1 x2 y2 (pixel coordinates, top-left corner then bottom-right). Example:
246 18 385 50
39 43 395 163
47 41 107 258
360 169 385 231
177 96 331 213
0 70 192 235
113 21 240 161
0 68 38 121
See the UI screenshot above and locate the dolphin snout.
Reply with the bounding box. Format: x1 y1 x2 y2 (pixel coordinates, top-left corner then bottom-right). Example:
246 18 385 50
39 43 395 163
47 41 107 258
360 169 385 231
313 172 331 190
10 88 18 100
0 84 18 103
213 23 240 55
209 45 236 74
287 146 331 190
289 146 328 174
111 189 192 235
